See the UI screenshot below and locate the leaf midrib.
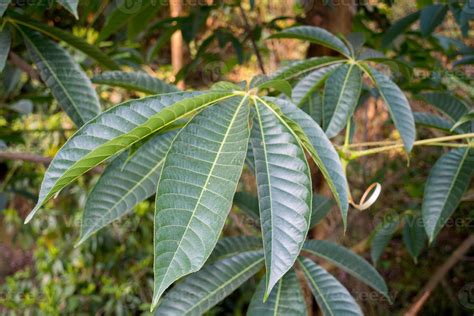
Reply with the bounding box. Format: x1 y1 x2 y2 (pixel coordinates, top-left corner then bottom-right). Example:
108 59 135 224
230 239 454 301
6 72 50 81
298 259 334 316
326 64 353 133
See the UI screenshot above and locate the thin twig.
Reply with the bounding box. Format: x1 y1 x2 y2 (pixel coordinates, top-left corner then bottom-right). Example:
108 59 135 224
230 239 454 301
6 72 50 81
0 151 103 173
404 235 474 316
238 5 266 75
8 51 40 81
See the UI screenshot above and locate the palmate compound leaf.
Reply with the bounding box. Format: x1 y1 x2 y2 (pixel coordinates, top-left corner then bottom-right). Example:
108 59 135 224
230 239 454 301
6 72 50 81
422 148 474 242
154 251 264 315
322 63 362 138
261 97 349 227
26 91 234 223
91 71 179 95
362 65 416 152
298 257 363 316
77 131 177 245
247 268 307 316
152 96 251 309
302 240 390 300
19 26 100 127
251 98 312 298
269 26 352 57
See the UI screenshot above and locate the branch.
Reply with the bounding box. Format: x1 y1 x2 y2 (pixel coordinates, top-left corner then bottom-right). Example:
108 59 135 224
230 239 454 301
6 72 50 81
0 151 103 173
238 5 266 75
404 234 474 316
8 51 40 81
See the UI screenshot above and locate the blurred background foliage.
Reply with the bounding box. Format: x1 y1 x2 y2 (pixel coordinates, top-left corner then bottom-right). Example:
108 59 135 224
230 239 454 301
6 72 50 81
0 0 473 315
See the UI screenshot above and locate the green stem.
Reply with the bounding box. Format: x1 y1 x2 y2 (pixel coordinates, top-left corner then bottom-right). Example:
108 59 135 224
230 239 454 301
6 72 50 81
349 133 474 159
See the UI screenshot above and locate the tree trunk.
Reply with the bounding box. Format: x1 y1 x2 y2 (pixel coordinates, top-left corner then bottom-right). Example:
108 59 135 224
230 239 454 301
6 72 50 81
303 0 356 57
170 0 185 89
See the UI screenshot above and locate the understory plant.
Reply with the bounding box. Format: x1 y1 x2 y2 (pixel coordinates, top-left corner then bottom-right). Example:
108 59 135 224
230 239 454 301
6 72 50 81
1 3 473 314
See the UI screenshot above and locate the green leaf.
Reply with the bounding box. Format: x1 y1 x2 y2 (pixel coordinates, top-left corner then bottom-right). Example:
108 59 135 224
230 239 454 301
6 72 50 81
292 65 338 107
362 57 413 78
371 218 400 265
208 236 262 263
92 71 179 95
248 269 307 316
300 93 323 126
381 11 420 48
363 65 416 152
257 79 292 98
154 251 264 315
265 97 349 227
322 64 362 138
302 240 390 300
272 57 344 81
422 148 474 242
9 13 119 70
98 0 162 42
56 0 79 18
77 131 177 245
251 98 312 297
0 0 10 17
413 112 459 133
403 214 426 263
19 27 100 127
451 112 474 131
26 91 232 223
298 257 362 316
233 191 260 221
420 92 469 122
270 26 351 57
152 96 250 308
420 4 448 36
309 195 335 228
0 28 11 72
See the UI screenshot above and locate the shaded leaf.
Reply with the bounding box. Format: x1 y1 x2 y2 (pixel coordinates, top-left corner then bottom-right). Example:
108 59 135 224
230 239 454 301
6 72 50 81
270 26 351 57
20 27 100 126
208 236 262 263
309 195 335 228
152 96 250 308
154 251 264 315
422 148 474 242
381 11 420 48
303 240 390 299
300 93 323 126
9 13 119 70
414 112 458 133
248 269 307 316
233 191 259 221
77 131 177 245
420 4 448 36
251 98 312 297
92 71 179 95
323 64 362 138
257 79 292 98
451 111 474 131
371 218 400 265
0 28 11 72
403 214 426 263
298 257 362 316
